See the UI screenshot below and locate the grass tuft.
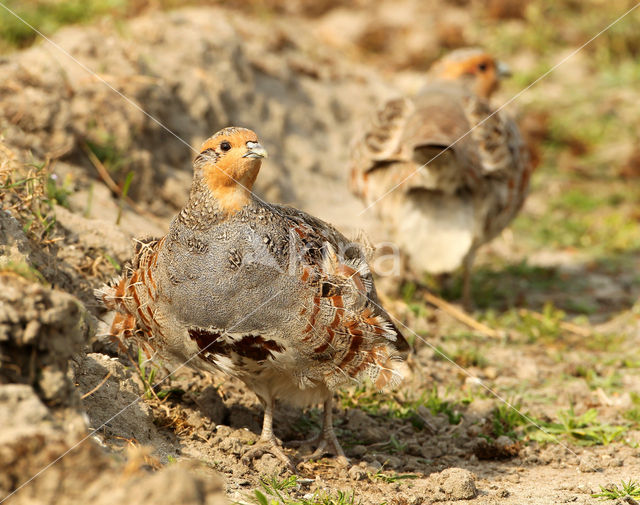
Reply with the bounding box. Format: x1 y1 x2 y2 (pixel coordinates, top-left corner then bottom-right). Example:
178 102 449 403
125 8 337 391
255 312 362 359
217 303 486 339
251 475 357 505
340 385 465 428
530 406 627 446
592 480 640 500
490 403 530 439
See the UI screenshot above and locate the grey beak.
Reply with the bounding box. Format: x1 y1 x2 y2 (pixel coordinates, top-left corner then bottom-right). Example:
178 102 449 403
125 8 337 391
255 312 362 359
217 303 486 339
244 141 268 159
497 61 512 78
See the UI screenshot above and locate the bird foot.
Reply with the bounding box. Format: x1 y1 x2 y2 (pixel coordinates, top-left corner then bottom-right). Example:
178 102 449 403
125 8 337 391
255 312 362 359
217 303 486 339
288 431 350 466
242 437 297 473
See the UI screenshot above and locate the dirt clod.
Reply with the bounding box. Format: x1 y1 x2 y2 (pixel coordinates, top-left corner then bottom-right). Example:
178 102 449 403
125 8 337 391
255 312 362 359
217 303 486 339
435 467 478 500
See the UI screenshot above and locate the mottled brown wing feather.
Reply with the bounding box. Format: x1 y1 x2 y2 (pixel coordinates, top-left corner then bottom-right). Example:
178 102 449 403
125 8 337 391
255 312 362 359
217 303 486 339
350 97 413 198
272 204 408 356
351 85 490 200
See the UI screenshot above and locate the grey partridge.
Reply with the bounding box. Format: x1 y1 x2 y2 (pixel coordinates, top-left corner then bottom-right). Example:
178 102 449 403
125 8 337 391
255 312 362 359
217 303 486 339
97 127 408 470
350 48 532 307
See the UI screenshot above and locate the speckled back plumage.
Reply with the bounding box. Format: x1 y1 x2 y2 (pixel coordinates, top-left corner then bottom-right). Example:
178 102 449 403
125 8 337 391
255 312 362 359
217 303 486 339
350 50 532 276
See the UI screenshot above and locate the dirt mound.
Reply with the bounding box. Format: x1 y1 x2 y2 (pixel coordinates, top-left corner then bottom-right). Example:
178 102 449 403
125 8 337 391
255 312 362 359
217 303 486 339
0 269 225 504
0 270 92 406
0 7 389 235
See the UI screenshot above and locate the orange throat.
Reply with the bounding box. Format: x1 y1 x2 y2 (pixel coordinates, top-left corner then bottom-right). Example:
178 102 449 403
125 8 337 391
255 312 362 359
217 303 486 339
204 161 260 214
209 184 252 213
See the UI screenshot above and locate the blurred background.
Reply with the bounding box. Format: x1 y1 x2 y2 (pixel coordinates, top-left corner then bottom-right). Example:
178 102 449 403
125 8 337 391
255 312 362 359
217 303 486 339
3 0 640 319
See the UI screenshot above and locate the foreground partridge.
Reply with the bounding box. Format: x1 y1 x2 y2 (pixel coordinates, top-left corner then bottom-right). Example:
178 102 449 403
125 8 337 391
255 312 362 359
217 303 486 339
350 48 532 306
97 127 408 470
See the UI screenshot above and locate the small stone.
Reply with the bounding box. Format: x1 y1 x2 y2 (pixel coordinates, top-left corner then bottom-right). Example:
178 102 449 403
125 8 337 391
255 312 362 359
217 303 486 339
495 435 514 448
218 437 243 455
186 411 204 430
466 424 482 437
346 409 370 431
506 472 520 483
436 468 477 500
496 487 510 498
349 444 367 458
607 457 624 467
254 453 283 476
348 465 367 481
366 460 382 472
363 453 378 463
384 456 403 469
578 455 602 473
421 443 443 459
575 483 593 494
215 425 233 437
363 426 388 442
484 366 499 379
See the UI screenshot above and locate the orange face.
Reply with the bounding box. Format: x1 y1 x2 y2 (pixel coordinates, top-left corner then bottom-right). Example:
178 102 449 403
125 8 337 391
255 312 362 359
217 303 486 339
195 127 268 212
431 50 511 99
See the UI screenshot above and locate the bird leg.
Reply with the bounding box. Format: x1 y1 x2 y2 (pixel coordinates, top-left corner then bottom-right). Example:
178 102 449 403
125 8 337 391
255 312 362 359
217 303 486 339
461 250 476 311
241 396 296 473
288 397 349 466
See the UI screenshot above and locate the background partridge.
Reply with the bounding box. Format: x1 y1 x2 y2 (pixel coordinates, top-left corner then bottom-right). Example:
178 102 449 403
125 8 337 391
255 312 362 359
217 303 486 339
350 48 533 306
97 127 408 470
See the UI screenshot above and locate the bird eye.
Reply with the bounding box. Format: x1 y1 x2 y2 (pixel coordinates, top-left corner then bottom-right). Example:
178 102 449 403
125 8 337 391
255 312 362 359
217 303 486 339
477 62 488 72
220 141 231 152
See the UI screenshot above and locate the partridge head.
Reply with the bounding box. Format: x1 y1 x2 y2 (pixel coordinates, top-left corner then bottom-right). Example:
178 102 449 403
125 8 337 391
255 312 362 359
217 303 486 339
194 127 268 212
428 48 511 99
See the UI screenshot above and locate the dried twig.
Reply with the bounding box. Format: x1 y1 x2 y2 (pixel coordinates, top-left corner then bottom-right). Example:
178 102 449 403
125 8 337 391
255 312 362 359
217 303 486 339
81 370 112 399
423 292 501 339
82 143 160 223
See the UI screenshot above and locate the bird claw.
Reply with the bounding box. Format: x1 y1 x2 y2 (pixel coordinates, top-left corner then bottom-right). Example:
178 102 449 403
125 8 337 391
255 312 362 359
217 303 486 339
242 438 297 473
289 432 350 466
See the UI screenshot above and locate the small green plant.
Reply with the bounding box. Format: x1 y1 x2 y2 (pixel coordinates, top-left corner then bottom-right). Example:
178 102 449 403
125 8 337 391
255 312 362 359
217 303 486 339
0 0 126 50
135 349 180 400
490 402 529 439
103 253 122 273
530 407 627 446
116 171 134 225
339 385 464 428
380 435 407 454
45 173 72 208
307 490 356 505
137 348 159 400
423 386 463 425
86 136 127 173
434 345 488 368
624 392 640 426
251 475 357 505
2 158 59 238
0 260 48 285
253 474 299 505
592 480 640 500
368 468 419 484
